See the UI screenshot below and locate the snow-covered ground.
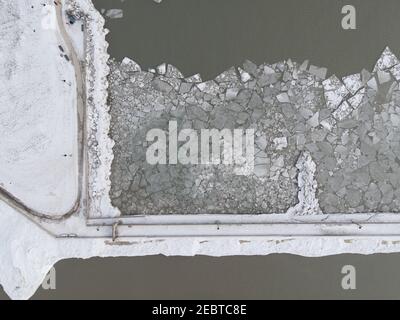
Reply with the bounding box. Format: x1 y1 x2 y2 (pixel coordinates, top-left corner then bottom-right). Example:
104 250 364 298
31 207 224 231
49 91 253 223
0 0 79 215
63 10 85 61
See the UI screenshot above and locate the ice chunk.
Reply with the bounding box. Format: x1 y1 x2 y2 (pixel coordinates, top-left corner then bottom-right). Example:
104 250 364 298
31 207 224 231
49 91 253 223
374 47 399 71
105 9 123 19
333 101 353 121
273 137 288 150
121 57 141 72
342 73 363 95
309 65 327 79
323 75 349 110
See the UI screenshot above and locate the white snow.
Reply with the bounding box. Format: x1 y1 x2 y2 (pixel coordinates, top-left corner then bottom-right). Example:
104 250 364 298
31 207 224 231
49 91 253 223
0 0 79 215
287 152 322 216
63 12 85 60
65 0 120 219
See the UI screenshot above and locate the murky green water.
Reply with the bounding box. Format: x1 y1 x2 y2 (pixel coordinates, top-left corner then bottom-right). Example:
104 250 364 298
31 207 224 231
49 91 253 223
94 0 400 80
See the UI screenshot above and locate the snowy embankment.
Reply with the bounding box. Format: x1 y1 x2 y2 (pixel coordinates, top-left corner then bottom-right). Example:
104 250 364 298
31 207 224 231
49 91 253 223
0 0 79 215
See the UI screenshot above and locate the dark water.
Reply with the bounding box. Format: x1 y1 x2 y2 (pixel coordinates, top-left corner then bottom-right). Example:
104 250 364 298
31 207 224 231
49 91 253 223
94 0 400 80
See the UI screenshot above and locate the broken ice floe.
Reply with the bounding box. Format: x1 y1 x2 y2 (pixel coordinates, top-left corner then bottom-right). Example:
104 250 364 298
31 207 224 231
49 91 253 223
374 47 400 71
108 47 400 215
104 9 123 19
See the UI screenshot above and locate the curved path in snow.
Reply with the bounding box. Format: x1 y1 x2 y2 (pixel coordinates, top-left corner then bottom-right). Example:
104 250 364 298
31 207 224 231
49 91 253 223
0 1 85 220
